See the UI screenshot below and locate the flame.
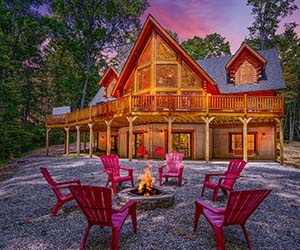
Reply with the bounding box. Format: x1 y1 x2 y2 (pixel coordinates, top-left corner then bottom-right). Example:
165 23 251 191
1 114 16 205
138 164 155 196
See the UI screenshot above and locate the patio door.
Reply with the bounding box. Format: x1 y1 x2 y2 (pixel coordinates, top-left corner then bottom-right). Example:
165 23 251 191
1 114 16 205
166 132 192 159
127 132 144 158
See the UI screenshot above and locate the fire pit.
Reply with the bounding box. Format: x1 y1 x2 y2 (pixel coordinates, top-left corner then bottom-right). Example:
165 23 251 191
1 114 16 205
117 164 174 210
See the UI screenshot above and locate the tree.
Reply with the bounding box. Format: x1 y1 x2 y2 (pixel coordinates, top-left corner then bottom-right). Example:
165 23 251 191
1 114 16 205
247 0 298 50
49 0 149 108
181 33 230 60
166 29 179 43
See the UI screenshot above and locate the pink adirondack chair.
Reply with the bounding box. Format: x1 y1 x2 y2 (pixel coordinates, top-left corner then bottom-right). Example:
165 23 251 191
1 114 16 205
158 153 184 187
69 185 137 250
194 189 271 250
40 167 81 216
100 155 134 194
201 159 247 201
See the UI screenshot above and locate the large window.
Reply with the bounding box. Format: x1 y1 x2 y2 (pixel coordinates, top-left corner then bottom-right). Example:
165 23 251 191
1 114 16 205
156 64 177 88
138 39 152 66
156 35 177 61
137 66 151 91
229 132 257 154
235 60 256 84
181 61 203 88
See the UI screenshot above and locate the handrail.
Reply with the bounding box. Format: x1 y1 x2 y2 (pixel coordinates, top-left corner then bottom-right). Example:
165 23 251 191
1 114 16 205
46 94 284 126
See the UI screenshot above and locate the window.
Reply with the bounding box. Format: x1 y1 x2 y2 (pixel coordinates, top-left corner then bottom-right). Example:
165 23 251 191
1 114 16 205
138 39 152 66
182 61 203 88
235 60 256 84
156 35 177 61
137 66 151 91
229 132 257 154
156 64 177 88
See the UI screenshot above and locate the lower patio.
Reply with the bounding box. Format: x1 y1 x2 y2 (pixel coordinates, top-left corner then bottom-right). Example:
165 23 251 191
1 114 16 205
1 156 300 250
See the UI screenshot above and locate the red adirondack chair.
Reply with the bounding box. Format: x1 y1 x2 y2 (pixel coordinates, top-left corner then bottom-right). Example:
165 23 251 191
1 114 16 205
137 146 148 159
100 155 134 194
69 185 137 250
158 153 184 187
153 147 165 160
194 189 271 250
201 159 247 201
40 167 81 216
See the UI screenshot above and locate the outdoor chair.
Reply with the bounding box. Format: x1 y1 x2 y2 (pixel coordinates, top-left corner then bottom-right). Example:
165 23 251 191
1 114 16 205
69 185 137 250
153 146 165 160
158 153 184 186
201 159 247 201
137 146 148 159
40 167 81 216
194 189 271 250
100 154 134 194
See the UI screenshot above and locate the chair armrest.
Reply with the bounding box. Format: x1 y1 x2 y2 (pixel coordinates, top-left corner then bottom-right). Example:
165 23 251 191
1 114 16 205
218 176 239 185
204 173 225 182
117 200 137 213
195 199 226 214
56 180 81 186
120 167 133 174
158 164 167 174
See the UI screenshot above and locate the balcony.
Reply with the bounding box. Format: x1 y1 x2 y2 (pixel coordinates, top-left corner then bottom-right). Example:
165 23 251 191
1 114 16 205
46 94 284 127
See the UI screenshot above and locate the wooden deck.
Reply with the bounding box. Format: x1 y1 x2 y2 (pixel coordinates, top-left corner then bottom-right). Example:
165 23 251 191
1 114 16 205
46 94 284 128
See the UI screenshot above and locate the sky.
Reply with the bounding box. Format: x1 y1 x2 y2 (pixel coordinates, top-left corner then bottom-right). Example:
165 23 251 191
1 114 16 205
140 0 300 53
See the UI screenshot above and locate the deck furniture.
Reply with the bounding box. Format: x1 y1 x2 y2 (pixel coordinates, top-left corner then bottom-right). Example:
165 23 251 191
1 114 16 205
153 147 165 160
201 159 247 201
40 167 81 216
70 185 137 250
194 189 271 250
137 146 148 159
100 154 134 194
158 153 184 187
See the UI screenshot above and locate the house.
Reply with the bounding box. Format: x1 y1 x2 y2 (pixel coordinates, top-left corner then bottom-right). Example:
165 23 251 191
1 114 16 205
45 15 285 163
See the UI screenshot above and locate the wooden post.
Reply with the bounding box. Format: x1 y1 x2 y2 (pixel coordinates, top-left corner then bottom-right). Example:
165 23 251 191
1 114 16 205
164 116 176 153
64 127 70 156
76 125 81 156
105 119 113 155
88 123 94 158
201 116 215 162
238 117 252 162
46 128 51 156
275 118 284 165
126 116 138 161
83 132 87 153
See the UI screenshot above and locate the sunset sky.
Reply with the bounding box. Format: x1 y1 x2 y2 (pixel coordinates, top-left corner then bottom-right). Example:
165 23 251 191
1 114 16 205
141 0 300 53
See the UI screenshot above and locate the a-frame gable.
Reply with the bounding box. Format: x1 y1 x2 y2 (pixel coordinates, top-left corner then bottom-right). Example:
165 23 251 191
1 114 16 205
226 43 267 84
112 14 219 97
99 66 119 98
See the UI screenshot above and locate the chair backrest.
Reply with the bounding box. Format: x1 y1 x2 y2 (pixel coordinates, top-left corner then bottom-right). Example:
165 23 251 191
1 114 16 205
40 167 62 198
223 189 271 226
100 155 120 176
166 153 184 173
222 159 247 187
70 185 113 226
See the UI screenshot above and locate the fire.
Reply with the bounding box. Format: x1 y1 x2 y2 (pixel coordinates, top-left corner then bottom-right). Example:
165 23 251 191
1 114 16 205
138 164 155 196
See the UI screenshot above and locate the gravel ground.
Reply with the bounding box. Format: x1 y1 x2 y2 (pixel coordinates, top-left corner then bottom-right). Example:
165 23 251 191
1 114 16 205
1 156 300 250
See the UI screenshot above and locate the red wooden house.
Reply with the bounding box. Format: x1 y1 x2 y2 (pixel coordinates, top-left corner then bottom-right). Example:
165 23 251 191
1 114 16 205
46 15 285 163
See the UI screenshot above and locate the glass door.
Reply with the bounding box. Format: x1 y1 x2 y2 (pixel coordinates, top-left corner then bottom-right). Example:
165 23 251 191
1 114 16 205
170 132 192 159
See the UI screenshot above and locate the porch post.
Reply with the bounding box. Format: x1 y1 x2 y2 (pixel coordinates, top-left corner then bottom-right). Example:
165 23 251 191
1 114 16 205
64 127 70 156
46 128 51 156
164 116 176 153
275 118 284 165
238 117 252 162
88 123 94 158
105 119 113 155
76 125 81 156
126 116 138 161
201 116 215 162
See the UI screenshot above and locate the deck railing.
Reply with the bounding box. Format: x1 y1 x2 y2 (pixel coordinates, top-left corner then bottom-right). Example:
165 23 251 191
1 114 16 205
46 94 284 126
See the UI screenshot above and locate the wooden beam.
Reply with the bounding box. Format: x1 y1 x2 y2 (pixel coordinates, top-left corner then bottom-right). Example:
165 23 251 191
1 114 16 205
88 123 94 158
275 118 284 165
126 116 138 161
64 127 70 156
164 116 176 153
105 119 113 155
238 117 252 162
46 128 51 156
76 125 81 156
201 116 215 162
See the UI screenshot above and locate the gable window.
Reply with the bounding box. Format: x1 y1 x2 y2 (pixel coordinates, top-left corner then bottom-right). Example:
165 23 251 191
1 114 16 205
235 60 257 84
137 66 151 91
229 132 257 155
138 39 152 66
156 64 177 88
156 35 177 61
182 61 203 88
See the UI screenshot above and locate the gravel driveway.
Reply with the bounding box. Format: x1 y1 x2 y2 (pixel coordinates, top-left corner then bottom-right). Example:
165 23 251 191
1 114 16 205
1 157 300 250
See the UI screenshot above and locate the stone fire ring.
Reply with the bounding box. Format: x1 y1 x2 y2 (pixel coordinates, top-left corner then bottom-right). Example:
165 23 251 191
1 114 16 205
117 187 174 210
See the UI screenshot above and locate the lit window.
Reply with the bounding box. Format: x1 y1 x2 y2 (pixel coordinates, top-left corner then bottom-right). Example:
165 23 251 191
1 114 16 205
156 64 177 88
156 35 177 61
138 39 152 66
137 66 151 91
235 60 256 84
182 61 203 88
229 133 256 154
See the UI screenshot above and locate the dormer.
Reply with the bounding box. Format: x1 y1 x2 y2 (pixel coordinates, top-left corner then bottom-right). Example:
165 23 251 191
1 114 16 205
226 43 266 84
99 67 119 98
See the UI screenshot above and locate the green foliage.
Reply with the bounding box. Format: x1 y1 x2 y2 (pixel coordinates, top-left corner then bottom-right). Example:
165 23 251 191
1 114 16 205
181 33 231 60
166 29 179 43
247 0 298 50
